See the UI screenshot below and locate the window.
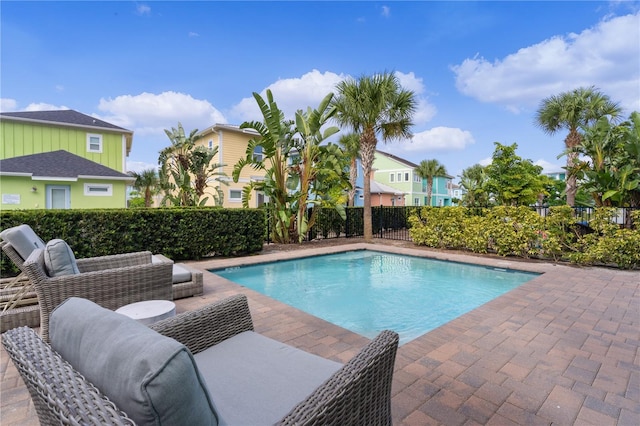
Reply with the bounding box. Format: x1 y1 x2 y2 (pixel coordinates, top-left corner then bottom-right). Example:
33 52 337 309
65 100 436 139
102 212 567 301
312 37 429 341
84 183 112 196
229 189 242 202
404 172 409 182
208 140 214 150
87 134 103 153
414 174 421 183
414 197 419 206
397 173 402 182
253 146 263 162
389 173 395 183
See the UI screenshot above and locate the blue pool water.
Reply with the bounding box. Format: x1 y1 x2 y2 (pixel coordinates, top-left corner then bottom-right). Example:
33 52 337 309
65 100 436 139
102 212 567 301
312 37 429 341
211 250 538 345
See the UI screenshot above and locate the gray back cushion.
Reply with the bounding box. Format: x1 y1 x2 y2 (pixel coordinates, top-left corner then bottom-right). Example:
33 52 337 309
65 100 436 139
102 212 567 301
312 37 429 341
49 297 218 426
0 224 46 261
43 239 80 277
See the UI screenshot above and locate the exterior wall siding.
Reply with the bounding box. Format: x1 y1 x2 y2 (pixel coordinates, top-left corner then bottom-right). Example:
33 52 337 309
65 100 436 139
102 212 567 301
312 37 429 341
195 127 265 209
1 121 124 171
373 152 426 206
0 176 128 210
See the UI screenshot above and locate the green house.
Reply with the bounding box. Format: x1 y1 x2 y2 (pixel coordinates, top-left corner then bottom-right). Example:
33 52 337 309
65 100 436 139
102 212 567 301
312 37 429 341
373 150 453 206
0 110 134 210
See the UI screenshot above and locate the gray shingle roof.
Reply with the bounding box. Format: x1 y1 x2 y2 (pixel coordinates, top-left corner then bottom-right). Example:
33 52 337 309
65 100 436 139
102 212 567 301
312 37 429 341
0 109 131 133
0 150 132 180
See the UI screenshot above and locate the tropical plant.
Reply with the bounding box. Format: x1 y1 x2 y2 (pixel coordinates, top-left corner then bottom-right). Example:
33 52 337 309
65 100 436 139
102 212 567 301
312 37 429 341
535 86 622 206
458 164 490 207
158 122 228 206
129 168 160 207
485 142 547 206
338 133 360 207
569 112 640 207
233 90 346 243
333 72 417 242
414 159 447 206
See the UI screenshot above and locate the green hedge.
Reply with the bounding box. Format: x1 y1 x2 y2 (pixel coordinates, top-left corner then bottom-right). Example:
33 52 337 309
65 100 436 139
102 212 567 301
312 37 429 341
1 207 265 276
408 206 640 269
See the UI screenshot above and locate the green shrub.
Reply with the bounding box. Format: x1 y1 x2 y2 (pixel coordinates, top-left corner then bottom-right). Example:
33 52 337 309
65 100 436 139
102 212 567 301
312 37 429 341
1 207 265 277
408 206 639 269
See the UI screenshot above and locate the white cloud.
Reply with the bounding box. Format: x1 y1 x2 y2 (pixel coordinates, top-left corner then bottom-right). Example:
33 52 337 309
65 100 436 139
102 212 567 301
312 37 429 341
230 69 346 122
126 160 159 174
534 159 564 174
452 12 640 113
188 31 199 37
230 69 437 127
394 71 437 125
0 99 68 112
96 91 226 135
381 6 390 18
479 157 492 166
25 103 68 111
55 85 64 92
404 127 475 152
136 4 151 16
0 98 18 111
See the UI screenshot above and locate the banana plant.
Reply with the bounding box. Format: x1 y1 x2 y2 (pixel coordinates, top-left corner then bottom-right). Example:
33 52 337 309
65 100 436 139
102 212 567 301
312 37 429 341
234 90 348 243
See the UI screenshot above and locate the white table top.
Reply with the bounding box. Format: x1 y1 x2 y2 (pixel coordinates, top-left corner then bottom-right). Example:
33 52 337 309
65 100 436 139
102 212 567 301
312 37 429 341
115 300 176 325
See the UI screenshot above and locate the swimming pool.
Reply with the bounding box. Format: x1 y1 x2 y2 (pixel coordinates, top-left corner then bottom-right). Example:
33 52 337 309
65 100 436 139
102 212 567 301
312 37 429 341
211 250 538 344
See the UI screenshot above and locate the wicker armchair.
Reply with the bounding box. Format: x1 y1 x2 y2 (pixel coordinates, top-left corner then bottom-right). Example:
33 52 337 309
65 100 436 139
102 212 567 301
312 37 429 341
22 248 173 342
2 295 399 426
1 241 41 332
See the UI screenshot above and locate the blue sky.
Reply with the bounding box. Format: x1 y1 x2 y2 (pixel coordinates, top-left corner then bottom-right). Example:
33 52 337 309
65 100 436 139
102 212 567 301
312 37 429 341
2 1 639 179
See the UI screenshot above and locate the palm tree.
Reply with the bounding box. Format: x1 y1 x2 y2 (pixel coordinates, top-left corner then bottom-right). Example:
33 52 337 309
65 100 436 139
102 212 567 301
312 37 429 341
129 168 159 207
338 133 360 206
415 159 447 206
535 86 622 206
458 164 489 207
333 72 417 242
159 122 227 206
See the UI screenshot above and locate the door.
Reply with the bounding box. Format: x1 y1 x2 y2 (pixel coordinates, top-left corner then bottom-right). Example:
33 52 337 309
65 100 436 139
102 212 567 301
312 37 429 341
46 185 70 209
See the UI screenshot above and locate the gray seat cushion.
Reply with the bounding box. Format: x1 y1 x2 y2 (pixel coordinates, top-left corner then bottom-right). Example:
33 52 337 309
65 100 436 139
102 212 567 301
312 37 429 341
0 224 46 260
172 263 192 283
49 297 218 426
193 330 342 426
151 255 192 283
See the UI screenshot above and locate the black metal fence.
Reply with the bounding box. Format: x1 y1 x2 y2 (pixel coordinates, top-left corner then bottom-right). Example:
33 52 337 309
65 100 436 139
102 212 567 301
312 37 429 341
265 206 638 244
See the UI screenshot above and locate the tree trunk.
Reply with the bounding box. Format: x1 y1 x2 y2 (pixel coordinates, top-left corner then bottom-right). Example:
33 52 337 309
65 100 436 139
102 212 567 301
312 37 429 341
360 132 377 242
565 130 581 207
427 178 433 206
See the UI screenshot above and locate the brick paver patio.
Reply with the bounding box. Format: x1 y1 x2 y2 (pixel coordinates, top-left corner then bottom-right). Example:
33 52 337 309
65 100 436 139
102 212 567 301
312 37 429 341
2 240 638 425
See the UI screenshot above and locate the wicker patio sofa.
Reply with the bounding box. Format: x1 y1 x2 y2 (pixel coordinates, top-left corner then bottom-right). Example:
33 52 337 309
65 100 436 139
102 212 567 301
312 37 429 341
2 294 400 425
22 247 174 342
1 232 204 333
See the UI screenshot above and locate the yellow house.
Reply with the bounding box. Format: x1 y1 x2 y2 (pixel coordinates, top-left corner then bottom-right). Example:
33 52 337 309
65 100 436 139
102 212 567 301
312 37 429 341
195 124 266 208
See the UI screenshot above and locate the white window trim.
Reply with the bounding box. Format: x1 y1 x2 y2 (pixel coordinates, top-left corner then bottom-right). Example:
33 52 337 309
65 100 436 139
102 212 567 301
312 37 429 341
87 133 103 153
389 173 395 182
84 183 112 196
397 172 402 182
229 189 243 202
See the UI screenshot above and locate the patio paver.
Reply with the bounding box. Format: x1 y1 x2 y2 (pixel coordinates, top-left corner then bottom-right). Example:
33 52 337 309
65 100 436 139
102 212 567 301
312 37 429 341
1 240 638 425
